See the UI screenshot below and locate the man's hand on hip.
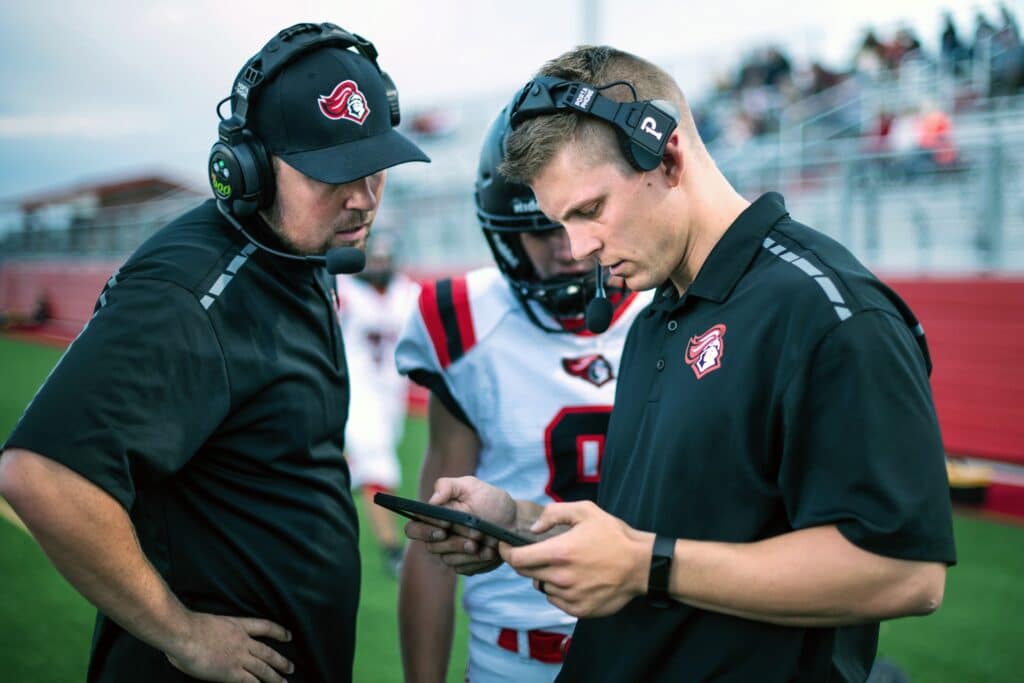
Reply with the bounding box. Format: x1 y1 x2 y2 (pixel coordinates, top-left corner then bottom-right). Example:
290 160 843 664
165 610 294 683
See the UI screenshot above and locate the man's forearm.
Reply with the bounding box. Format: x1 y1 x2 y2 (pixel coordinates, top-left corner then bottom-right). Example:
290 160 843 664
657 525 946 626
399 538 458 683
0 449 191 655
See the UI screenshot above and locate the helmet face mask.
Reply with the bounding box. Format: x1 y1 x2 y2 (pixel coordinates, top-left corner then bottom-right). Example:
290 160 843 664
477 106 601 333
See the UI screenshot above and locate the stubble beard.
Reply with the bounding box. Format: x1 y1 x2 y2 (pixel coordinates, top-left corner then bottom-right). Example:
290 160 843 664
262 203 371 256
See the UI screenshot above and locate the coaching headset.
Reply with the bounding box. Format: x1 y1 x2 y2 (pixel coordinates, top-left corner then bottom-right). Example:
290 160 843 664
509 75 680 172
209 22 401 217
207 22 410 274
507 76 681 330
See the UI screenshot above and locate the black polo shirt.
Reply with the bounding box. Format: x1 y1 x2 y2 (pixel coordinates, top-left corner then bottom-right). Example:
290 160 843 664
557 193 956 683
4 200 359 683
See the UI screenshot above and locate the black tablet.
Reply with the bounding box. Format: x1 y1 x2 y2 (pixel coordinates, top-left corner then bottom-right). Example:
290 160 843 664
373 492 537 547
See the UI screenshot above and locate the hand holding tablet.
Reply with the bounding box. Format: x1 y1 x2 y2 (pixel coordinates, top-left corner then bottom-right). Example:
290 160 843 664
374 492 537 546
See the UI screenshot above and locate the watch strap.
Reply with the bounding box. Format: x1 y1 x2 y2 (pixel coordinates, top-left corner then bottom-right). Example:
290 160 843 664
647 534 675 608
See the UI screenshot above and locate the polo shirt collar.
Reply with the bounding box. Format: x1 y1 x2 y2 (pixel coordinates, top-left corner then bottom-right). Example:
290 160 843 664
652 192 788 309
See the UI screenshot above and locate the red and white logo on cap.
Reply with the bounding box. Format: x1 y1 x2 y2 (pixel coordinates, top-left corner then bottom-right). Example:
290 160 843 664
684 324 726 379
318 80 370 124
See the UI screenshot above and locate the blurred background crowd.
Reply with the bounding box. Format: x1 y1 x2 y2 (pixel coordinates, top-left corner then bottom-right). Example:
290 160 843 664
2 2 1021 279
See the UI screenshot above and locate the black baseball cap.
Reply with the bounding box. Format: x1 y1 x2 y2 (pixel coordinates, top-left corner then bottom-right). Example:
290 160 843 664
246 47 429 184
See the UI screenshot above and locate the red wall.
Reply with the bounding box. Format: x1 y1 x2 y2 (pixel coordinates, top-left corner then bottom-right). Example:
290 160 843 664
887 277 1024 466
0 261 118 339
3 263 1021 463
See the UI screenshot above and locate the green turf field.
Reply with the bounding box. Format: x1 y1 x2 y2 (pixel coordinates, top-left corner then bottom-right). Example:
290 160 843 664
1 335 1022 681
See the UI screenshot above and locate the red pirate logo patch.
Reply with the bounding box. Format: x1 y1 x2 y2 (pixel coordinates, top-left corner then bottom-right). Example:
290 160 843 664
562 354 615 387
318 80 370 124
684 324 726 379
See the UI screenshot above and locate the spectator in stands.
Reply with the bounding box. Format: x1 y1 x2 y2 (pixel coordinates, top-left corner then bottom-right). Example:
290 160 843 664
886 104 936 180
940 12 969 76
884 27 924 71
854 29 888 78
762 47 793 89
999 2 1020 44
808 61 844 94
992 3 1023 95
917 100 959 171
335 230 420 578
972 11 998 66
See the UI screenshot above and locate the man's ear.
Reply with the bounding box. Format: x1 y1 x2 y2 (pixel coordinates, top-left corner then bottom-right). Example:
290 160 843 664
660 131 685 187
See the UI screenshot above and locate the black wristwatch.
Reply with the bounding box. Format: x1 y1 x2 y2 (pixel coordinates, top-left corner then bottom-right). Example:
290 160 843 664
647 534 675 608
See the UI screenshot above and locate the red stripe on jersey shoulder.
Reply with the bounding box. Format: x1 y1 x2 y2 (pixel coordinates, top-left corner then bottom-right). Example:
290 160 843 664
417 276 478 369
449 276 477 356
418 280 451 368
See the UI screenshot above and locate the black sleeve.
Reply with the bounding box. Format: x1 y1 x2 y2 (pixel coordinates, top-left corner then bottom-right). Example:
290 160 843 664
4 277 230 510
778 309 956 564
406 368 475 431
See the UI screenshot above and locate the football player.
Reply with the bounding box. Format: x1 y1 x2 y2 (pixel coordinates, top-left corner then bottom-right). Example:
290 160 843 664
395 106 653 682
336 230 420 577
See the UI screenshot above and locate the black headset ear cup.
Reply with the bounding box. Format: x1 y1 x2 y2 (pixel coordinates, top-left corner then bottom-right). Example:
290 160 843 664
242 131 275 211
617 135 645 171
213 22 397 213
209 132 274 217
208 141 244 207
625 100 680 172
380 71 401 126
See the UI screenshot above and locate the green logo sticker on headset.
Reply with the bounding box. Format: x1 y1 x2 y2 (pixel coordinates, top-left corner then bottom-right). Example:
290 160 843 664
211 171 232 198
211 159 232 198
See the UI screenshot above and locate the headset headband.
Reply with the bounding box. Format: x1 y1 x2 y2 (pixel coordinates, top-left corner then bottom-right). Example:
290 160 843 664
221 22 392 144
509 75 678 171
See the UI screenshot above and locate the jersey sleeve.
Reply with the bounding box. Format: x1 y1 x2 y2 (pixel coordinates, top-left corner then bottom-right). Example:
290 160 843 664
4 276 231 511
395 278 476 429
778 309 956 564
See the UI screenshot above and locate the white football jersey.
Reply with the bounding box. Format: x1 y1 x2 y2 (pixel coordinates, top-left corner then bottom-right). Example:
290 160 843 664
337 272 420 488
396 267 653 629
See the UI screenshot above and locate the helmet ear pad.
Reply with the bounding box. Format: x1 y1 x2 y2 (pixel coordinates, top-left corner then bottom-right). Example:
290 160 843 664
482 228 538 284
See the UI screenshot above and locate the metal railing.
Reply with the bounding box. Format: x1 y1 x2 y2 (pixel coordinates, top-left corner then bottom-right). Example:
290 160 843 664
2 90 1022 276
718 114 1024 273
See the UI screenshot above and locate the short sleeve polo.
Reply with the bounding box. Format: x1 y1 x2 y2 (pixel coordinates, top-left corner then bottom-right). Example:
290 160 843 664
4 200 360 683
558 193 955 683
7 276 229 510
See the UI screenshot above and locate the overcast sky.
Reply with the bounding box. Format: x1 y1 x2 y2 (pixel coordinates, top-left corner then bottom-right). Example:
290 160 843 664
0 0 1007 202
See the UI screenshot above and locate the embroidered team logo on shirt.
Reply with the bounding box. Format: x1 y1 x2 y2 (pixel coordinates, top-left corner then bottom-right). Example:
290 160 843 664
562 354 614 387
318 80 370 124
685 324 726 379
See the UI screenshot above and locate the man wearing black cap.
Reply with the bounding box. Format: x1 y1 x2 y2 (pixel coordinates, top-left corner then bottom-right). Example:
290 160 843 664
0 23 427 683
